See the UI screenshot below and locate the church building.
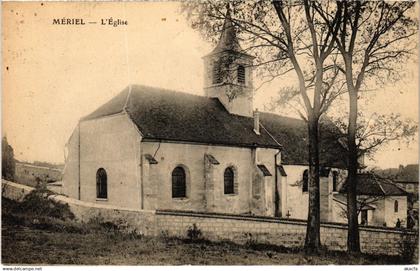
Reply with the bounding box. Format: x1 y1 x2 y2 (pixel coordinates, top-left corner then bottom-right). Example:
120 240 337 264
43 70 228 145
62 9 356 220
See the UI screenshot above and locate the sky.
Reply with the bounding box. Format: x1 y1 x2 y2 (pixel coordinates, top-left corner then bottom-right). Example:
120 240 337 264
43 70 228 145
2 1 419 169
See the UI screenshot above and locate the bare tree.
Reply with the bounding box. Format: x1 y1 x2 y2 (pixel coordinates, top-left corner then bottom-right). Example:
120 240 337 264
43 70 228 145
315 1 418 253
335 112 418 161
182 0 344 253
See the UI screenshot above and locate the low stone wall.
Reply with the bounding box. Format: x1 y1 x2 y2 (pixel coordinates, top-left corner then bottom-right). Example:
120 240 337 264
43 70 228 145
51 195 157 236
155 210 418 257
2 180 34 201
2 180 418 260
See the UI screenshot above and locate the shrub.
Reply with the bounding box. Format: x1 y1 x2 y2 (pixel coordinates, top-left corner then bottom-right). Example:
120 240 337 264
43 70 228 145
398 230 419 264
85 215 143 240
19 187 75 221
244 232 258 248
186 223 203 242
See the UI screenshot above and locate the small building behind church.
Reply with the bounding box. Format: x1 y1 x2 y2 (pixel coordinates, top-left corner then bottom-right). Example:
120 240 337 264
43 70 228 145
331 173 408 227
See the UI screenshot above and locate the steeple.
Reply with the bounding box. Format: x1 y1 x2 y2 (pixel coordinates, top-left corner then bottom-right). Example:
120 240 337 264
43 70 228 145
202 4 255 118
210 4 242 54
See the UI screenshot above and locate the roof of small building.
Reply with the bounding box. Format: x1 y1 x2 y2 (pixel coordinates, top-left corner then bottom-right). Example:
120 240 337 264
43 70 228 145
82 85 347 167
340 173 408 196
396 164 419 184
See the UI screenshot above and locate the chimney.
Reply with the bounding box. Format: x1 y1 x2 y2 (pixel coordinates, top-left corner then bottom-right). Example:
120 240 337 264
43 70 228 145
253 109 260 135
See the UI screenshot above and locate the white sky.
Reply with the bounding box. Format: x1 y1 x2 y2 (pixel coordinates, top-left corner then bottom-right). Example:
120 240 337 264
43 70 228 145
2 2 419 169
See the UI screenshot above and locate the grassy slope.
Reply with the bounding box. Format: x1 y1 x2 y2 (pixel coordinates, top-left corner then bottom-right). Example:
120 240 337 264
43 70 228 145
1 197 405 265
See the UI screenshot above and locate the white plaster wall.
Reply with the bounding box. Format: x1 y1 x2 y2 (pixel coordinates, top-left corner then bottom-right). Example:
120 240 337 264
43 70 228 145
370 199 386 226
331 200 347 224
141 142 279 215
78 114 142 209
324 169 347 222
282 165 346 221
203 52 254 117
62 125 80 199
282 165 309 219
384 196 407 227
142 142 251 213
255 148 279 217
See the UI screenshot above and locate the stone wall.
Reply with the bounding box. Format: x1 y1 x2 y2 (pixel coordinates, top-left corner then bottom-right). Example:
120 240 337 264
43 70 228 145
155 209 418 257
2 180 34 201
2 180 417 260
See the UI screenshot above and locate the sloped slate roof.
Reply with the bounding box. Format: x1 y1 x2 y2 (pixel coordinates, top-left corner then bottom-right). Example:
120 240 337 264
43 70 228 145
340 173 408 196
396 164 419 184
257 165 272 176
211 7 241 54
259 112 347 167
82 85 346 167
83 85 281 149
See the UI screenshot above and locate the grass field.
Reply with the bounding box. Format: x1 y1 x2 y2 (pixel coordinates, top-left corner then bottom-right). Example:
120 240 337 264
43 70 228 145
1 196 407 265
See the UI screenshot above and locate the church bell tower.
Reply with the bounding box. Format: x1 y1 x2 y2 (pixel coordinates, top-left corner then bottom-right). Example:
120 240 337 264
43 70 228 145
203 5 255 118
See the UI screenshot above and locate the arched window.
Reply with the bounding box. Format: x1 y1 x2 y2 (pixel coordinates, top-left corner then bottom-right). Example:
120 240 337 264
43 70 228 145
332 171 338 192
302 169 308 193
96 168 107 199
172 167 186 198
224 167 235 194
237 65 245 84
394 200 399 213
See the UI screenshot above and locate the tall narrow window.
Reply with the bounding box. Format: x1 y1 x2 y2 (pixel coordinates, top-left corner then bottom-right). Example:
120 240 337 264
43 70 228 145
332 171 338 192
212 61 222 84
237 65 245 84
172 167 186 198
394 200 399 213
96 168 107 199
224 167 235 194
302 169 308 193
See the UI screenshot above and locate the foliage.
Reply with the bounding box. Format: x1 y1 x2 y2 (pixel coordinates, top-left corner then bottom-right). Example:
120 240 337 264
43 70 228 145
333 112 417 161
186 223 203 242
2 136 16 180
244 232 259 247
19 187 75 221
398 230 419 264
84 214 144 240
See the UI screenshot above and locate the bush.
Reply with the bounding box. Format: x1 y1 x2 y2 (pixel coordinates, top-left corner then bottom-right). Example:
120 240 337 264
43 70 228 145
186 223 203 242
398 230 419 264
19 187 75 221
244 232 258 247
85 215 143 240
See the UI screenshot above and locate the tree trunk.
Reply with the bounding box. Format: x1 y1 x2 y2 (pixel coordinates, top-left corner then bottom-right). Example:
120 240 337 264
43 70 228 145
304 117 321 254
346 89 361 254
